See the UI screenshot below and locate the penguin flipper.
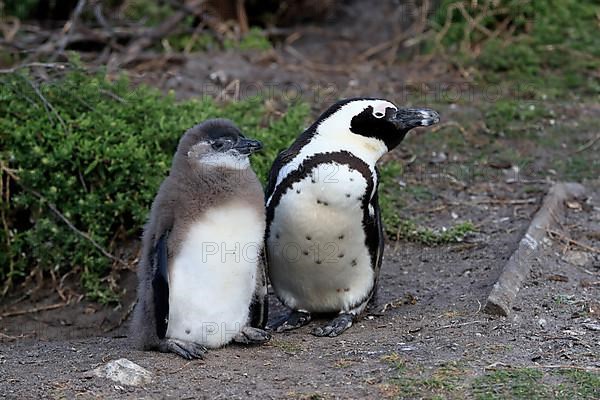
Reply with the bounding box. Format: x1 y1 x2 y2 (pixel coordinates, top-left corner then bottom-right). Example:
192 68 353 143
152 232 170 339
264 149 295 198
366 168 385 306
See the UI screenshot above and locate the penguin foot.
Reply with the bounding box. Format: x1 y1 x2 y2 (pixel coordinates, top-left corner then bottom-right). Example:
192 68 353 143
232 326 271 345
311 313 354 337
158 338 207 360
269 310 312 332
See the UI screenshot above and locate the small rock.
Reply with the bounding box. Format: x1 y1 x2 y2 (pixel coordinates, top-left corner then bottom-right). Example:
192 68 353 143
538 318 547 329
563 251 591 267
92 358 152 387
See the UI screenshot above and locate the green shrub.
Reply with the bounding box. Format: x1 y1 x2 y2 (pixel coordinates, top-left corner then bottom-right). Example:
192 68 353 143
429 0 600 95
0 68 307 301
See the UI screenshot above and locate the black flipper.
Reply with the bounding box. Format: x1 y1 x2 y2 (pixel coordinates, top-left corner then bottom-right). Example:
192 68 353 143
153 232 170 339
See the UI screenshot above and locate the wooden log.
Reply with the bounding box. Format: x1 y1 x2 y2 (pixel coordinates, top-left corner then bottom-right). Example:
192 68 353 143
484 182 587 316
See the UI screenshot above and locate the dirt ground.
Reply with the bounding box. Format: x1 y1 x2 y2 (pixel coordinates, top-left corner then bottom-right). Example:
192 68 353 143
1 1 599 399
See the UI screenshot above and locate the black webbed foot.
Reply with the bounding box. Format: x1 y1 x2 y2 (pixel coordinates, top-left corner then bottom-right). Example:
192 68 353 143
158 338 207 359
269 310 312 332
311 313 354 337
232 326 271 345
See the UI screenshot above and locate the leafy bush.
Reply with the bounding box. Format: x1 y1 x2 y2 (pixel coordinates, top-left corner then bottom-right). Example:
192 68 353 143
0 67 307 301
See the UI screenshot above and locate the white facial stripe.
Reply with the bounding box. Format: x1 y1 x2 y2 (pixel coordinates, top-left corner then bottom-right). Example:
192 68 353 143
372 101 394 116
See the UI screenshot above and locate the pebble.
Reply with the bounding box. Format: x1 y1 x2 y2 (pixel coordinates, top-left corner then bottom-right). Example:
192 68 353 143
91 358 153 387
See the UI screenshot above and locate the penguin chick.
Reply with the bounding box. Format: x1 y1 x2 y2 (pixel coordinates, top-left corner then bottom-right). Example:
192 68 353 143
132 119 270 359
265 98 439 337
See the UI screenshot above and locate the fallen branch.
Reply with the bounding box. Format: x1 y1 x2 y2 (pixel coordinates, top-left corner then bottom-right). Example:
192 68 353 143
484 182 587 316
572 133 600 154
0 302 68 319
434 320 484 331
51 0 88 61
547 229 600 254
0 62 68 74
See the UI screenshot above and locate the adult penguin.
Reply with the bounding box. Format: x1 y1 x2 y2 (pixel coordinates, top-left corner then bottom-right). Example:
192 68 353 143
265 98 439 337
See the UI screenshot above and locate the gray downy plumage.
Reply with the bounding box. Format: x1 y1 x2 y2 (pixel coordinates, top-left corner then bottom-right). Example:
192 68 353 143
131 118 269 359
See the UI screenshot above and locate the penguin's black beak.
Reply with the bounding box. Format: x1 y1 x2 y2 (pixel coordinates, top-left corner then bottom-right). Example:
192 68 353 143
389 108 440 130
234 137 263 155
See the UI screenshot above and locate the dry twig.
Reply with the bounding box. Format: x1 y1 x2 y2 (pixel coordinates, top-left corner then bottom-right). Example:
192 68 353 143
434 320 484 331
572 134 600 154
0 302 69 319
547 229 600 254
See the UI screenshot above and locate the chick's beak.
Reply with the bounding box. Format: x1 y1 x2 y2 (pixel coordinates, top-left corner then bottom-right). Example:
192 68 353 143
390 108 440 130
234 137 263 155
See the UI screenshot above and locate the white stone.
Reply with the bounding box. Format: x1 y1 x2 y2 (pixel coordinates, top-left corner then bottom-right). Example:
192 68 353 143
93 358 152 386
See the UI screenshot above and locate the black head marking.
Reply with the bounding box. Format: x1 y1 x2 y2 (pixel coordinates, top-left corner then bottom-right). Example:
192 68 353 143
350 105 440 150
350 106 406 150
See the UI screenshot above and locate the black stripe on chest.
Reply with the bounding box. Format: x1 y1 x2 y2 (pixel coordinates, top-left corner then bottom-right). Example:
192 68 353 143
266 151 376 245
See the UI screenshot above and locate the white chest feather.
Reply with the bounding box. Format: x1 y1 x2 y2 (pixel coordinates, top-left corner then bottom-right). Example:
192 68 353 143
267 162 375 313
166 202 265 348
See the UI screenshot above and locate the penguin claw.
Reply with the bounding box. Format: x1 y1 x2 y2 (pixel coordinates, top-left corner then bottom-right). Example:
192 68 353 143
269 310 312 332
233 326 271 345
159 338 207 359
311 313 354 337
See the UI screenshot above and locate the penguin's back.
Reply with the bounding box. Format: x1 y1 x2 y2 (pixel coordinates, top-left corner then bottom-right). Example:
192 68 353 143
166 200 265 348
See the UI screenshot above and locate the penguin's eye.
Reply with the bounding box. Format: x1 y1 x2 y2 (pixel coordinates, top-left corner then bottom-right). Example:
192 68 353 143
373 111 384 118
211 138 234 152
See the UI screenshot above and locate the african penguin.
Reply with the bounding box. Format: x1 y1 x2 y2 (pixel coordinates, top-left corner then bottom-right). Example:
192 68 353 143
265 98 440 337
132 119 270 359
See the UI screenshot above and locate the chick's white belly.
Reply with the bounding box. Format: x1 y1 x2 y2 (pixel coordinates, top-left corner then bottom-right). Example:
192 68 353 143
268 164 374 313
166 202 264 348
